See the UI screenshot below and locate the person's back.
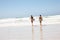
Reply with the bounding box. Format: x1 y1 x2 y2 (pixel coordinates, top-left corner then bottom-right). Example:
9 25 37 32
31 16 33 20
30 15 34 26
39 15 43 24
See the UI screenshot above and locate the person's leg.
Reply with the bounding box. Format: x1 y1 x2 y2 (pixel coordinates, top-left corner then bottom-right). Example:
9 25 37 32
40 21 42 27
31 21 33 26
32 21 33 26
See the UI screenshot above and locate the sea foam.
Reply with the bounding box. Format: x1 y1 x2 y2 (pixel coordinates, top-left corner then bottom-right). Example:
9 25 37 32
0 15 60 27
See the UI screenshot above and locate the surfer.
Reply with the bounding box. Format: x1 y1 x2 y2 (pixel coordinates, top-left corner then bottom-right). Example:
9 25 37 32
30 15 35 26
39 15 43 26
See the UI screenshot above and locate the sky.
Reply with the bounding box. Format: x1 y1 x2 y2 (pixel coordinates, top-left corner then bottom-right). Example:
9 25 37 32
0 0 60 18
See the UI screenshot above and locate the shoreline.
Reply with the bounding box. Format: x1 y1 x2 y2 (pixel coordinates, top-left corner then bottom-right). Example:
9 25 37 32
0 24 60 40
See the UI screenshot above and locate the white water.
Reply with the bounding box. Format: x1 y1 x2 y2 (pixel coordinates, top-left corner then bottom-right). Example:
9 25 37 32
0 15 60 27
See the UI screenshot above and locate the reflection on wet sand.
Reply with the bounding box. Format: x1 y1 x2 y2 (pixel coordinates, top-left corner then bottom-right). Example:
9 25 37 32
40 24 43 40
32 24 43 40
32 26 34 40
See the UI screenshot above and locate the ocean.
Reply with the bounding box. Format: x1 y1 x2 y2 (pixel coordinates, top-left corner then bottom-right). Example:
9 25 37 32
0 15 60 40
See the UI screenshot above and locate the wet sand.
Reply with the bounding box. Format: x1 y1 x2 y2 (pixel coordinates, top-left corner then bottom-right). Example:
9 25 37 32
0 24 60 40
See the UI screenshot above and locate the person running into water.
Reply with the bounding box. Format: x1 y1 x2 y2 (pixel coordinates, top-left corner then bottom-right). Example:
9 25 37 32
30 15 35 26
39 15 43 26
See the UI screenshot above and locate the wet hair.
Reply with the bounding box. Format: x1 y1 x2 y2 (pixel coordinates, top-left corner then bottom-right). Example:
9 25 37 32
31 15 33 19
40 15 41 16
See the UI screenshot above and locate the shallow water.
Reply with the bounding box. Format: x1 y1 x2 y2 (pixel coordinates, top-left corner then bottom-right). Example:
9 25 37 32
0 24 60 40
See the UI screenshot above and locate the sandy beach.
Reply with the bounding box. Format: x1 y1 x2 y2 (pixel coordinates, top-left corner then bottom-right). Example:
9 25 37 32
0 24 60 40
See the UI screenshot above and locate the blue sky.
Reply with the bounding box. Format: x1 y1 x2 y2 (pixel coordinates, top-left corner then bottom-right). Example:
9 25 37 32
0 0 60 18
